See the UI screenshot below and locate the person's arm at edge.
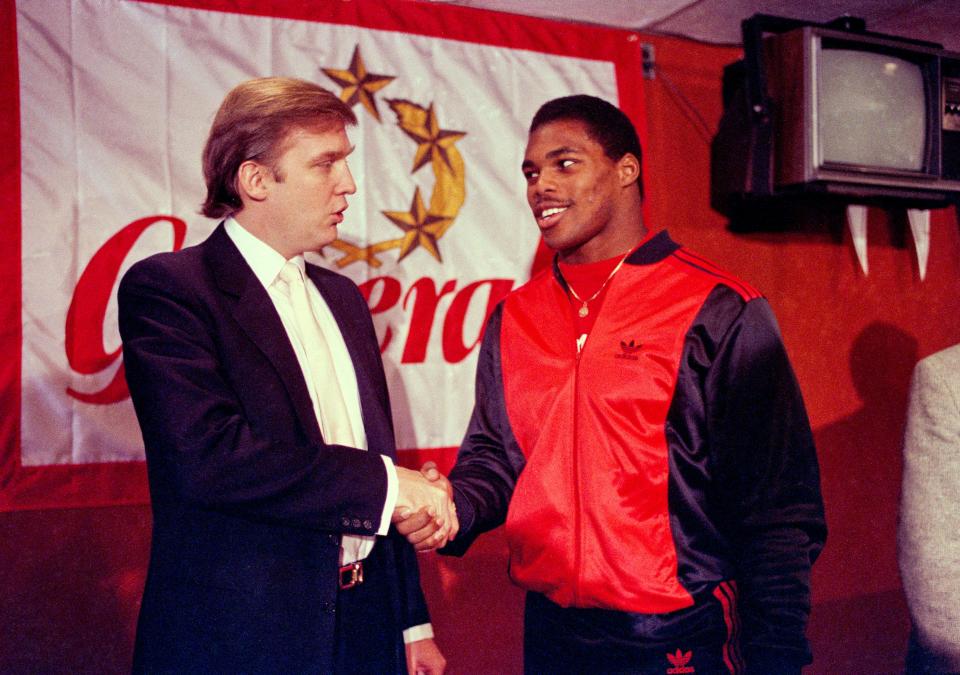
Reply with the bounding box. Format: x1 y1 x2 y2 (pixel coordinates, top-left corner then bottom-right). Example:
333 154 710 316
898 351 960 670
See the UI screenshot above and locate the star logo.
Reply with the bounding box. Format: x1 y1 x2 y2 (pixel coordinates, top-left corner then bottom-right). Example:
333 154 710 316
320 47 468 269
666 648 695 673
382 187 453 262
321 45 395 121
389 100 466 173
614 338 642 361
667 650 692 667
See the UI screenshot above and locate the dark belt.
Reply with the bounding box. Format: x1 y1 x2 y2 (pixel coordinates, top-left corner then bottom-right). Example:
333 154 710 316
339 561 364 590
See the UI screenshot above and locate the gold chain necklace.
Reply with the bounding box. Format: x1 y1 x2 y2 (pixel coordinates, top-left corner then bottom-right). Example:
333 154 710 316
560 251 631 318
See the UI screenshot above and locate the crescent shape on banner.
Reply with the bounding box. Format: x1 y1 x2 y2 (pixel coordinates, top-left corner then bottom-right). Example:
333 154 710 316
325 79 467 269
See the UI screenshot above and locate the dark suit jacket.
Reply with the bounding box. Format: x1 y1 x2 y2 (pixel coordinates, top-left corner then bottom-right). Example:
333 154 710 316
119 224 428 673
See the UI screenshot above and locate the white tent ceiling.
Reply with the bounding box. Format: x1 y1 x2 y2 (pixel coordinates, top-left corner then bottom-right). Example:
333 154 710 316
428 0 960 52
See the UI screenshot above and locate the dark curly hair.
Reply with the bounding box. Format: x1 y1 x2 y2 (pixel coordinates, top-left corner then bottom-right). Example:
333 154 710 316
530 94 643 199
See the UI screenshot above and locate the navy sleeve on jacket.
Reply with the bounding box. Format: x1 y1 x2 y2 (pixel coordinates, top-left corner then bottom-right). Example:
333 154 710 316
703 290 827 673
441 303 526 556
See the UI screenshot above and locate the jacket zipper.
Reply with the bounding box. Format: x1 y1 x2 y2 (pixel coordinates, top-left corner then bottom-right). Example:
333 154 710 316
572 337 584 605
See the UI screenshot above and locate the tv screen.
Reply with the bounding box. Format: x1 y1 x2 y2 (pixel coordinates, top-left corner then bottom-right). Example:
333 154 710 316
818 48 926 172
709 15 960 216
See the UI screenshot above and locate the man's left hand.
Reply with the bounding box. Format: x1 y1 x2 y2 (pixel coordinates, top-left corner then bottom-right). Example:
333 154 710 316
405 637 446 675
395 462 458 550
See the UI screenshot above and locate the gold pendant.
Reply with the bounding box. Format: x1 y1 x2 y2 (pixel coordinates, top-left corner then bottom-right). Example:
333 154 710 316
578 303 589 318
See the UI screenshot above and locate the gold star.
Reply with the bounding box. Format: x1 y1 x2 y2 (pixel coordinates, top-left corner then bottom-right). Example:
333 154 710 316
388 100 466 173
322 46 395 121
382 187 453 262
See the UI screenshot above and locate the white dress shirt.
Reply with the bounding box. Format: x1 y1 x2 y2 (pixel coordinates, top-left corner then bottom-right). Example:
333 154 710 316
224 219 432 644
225 217 396 548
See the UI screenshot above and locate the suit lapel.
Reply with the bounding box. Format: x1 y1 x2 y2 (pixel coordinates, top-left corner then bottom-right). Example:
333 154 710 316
202 225 324 445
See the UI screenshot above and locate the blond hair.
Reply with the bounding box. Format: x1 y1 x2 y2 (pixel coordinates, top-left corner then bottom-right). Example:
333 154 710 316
201 77 357 218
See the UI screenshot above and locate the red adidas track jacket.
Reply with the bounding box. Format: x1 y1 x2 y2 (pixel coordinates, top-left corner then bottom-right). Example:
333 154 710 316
441 231 826 669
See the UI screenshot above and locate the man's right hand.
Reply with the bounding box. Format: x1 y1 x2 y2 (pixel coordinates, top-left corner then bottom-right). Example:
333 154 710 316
394 463 458 550
394 462 458 551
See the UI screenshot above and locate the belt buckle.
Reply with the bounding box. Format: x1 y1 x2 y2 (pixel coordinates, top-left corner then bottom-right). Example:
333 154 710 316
339 561 364 590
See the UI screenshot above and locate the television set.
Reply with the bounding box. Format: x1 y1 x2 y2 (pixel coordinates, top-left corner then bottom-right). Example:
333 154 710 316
711 14 960 219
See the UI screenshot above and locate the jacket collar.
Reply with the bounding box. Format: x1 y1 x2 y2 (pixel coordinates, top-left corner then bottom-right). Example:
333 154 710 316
625 230 680 265
551 229 680 289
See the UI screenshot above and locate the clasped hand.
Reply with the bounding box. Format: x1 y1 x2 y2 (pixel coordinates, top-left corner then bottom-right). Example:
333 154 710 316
392 462 458 551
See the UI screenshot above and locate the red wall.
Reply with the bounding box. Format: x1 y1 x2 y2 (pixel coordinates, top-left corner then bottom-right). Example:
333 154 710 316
3 32 960 675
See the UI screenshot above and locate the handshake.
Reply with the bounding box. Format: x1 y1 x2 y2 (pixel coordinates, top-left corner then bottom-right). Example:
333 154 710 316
393 462 458 551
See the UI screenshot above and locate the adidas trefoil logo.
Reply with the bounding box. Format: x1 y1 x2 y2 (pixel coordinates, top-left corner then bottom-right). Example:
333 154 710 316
666 648 695 674
614 339 643 361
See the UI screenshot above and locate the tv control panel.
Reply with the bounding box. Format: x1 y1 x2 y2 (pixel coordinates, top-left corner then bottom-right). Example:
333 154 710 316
945 76 960 131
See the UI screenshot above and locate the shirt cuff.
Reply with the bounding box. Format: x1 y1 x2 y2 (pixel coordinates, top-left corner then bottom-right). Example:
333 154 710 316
403 623 434 644
378 455 398 536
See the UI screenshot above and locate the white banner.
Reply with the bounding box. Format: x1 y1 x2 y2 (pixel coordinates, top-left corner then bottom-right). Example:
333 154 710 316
18 0 619 465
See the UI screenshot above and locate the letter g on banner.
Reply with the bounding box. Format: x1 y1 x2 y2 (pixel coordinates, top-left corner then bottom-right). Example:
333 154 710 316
64 216 187 404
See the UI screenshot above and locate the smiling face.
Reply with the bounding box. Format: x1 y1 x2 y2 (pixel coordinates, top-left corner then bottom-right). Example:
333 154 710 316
255 123 357 258
522 118 643 263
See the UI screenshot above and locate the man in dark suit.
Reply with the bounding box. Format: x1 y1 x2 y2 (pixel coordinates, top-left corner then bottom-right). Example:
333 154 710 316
119 77 455 674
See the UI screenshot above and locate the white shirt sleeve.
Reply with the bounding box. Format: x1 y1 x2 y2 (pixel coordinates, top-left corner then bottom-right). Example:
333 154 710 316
378 455 398 536
403 623 435 644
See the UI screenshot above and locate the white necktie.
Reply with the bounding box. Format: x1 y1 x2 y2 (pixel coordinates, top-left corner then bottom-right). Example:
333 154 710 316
275 262 355 446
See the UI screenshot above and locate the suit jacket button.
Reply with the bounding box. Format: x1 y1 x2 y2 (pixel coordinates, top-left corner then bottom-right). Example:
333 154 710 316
351 518 361 528
341 517 351 527
363 519 373 530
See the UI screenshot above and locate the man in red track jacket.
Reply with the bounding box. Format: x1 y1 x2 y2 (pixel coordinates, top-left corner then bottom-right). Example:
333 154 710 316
400 95 826 675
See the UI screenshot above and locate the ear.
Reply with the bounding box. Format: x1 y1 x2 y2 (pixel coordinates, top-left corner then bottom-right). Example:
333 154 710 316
616 152 641 189
236 160 271 204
